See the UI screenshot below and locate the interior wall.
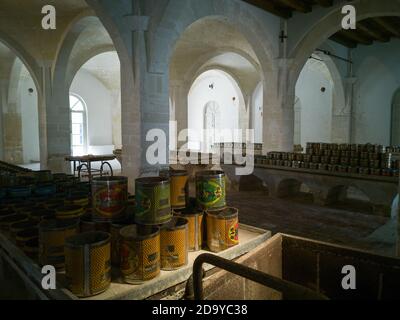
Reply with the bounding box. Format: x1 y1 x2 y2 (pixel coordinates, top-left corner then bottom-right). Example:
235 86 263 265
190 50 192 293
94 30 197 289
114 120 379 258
295 59 334 148
70 70 113 154
188 70 243 151
353 39 400 146
19 69 39 164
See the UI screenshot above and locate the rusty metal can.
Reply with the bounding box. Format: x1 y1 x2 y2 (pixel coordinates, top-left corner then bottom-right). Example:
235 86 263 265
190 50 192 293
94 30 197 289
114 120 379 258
10 220 38 239
110 219 131 267
92 176 128 221
195 171 226 210
205 207 239 253
135 177 171 226
169 170 189 210
16 228 38 249
174 208 203 252
0 214 29 234
56 205 85 220
39 219 79 270
160 217 189 270
65 231 111 297
120 225 160 284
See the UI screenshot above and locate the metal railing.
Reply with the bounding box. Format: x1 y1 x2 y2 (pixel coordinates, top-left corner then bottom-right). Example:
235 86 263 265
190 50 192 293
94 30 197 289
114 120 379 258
193 253 328 300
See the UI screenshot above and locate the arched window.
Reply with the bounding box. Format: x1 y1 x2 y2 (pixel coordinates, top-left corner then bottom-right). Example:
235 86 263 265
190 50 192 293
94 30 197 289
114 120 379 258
69 94 87 156
204 101 221 153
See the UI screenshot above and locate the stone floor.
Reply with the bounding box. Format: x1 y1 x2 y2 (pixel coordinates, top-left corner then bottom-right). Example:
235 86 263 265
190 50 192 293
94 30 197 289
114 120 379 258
226 191 397 256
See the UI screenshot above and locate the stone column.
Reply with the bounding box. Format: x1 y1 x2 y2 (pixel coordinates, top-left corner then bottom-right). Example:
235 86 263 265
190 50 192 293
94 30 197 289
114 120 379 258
170 80 189 150
41 62 71 173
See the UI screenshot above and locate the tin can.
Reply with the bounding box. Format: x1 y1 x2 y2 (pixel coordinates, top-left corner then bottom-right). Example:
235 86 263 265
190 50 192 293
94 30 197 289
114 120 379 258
160 217 189 270
195 171 226 210
65 194 89 207
30 209 55 222
56 205 85 220
169 170 189 209
92 177 128 221
135 177 171 225
10 220 38 239
174 208 203 252
0 214 29 233
65 232 111 297
120 225 160 284
205 207 239 253
24 238 39 260
16 228 39 249
110 219 131 266
39 219 79 270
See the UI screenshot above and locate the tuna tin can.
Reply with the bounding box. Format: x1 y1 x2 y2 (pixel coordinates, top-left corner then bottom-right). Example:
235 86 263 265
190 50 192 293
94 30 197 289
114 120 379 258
205 207 239 253
135 177 171 225
92 177 128 221
195 171 226 210
110 219 131 266
120 225 160 284
16 228 39 249
160 217 189 270
56 205 85 220
174 208 203 252
65 232 111 297
169 170 189 210
39 219 79 270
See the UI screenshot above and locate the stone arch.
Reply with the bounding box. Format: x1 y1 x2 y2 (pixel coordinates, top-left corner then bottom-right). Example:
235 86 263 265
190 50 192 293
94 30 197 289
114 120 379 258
289 0 400 97
277 178 303 198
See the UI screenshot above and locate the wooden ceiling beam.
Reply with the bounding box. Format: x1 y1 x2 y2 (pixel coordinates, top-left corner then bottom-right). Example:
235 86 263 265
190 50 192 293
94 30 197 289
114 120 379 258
357 21 390 43
336 30 373 46
329 33 358 48
274 0 311 13
243 0 293 19
373 17 400 37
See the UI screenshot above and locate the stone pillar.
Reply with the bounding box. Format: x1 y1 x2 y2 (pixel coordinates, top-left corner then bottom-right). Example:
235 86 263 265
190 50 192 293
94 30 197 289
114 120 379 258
263 59 294 154
41 62 71 173
332 77 357 144
170 80 189 150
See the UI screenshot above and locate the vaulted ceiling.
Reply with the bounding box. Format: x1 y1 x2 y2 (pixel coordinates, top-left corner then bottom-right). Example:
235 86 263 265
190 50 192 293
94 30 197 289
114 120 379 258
243 0 400 48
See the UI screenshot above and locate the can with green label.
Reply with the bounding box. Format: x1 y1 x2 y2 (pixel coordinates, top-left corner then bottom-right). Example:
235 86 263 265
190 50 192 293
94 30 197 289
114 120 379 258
135 177 171 225
195 171 226 210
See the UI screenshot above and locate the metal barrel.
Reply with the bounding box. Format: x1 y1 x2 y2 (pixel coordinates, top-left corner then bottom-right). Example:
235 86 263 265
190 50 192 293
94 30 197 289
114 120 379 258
160 217 189 270
39 219 79 271
169 170 189 209
135 177 171 225
120 225 160 284
174 207 203 252
195 171 226 210
65 231 111 298
92 176 128 221
205 207 239 253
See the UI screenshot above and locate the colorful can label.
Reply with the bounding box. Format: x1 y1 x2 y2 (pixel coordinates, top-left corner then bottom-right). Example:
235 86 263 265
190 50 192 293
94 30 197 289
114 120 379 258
196 175 226 210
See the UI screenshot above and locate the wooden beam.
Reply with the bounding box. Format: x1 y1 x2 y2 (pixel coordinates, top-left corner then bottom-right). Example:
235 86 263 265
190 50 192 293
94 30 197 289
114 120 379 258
336 30 373 46
274 0 312 13
329 33 358 48
243 0 292 18
373 17 400 37
314 0 333 7
357 20 390 43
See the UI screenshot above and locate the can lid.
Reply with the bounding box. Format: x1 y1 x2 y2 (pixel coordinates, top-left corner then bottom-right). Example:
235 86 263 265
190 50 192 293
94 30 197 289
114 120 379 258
161 217 188 231
120 224 160 240
135 177 169 186
195 170 225 178
65 231 110 248
206 207 238 219
92 176 128 183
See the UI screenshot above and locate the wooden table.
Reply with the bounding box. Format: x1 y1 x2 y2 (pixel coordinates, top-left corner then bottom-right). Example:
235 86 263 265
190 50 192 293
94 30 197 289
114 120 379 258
65 154 116 181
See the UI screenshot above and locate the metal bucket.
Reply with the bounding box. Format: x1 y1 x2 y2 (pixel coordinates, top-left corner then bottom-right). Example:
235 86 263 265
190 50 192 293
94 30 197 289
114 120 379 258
39 219 79 270
169 170 189 209
160 217 189 270
174 207 203 252
135 177 171 225
205 207 239 253
65 231 111 297
92 176 128 221
120 225 160 284
195 171 226 210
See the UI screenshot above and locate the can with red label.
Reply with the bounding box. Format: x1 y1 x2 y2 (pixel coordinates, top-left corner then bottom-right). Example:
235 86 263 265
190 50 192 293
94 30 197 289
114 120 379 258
92 177 128 221
205 207 239 253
